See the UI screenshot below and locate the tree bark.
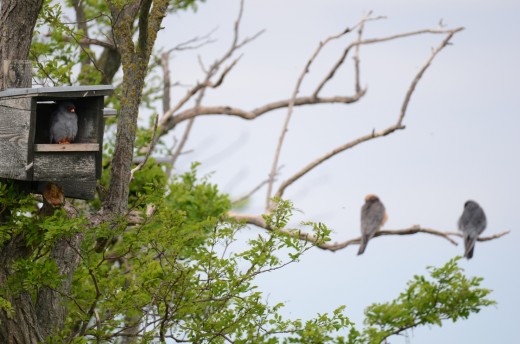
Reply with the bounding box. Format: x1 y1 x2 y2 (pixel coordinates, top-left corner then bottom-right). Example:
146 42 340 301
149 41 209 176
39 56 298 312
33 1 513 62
0 0 43 90
98 47 122 84
105 0 169 214
0 183 81 343
0 3 77 343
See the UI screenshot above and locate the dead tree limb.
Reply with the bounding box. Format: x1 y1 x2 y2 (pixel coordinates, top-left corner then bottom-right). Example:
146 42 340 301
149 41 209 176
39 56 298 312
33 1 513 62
273 26 464 200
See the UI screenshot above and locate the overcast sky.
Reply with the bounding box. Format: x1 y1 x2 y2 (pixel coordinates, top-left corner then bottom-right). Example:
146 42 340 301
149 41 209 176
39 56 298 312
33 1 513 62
155 1 520 342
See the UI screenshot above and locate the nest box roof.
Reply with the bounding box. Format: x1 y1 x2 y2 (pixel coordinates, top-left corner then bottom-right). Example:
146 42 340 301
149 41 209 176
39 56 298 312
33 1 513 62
0 85 114 99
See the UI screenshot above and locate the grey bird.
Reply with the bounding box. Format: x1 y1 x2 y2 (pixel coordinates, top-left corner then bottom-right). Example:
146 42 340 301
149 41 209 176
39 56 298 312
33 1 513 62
458 200 487 259
358 194 387 255
50 101 77 144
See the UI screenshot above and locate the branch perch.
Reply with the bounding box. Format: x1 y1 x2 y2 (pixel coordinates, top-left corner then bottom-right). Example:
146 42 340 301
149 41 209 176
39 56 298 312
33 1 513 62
228 212 510 253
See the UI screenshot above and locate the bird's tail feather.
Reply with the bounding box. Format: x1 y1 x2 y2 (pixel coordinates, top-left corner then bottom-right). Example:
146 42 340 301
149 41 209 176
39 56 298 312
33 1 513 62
464 236 476 259
357 237 368 255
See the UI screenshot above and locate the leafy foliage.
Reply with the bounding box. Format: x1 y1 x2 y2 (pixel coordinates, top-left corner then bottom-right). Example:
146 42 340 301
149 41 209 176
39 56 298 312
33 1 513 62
0 181 38 246
349 257 496 344
0 182 84 316
50 168 351 342
0 172 496 343
31 1 79 86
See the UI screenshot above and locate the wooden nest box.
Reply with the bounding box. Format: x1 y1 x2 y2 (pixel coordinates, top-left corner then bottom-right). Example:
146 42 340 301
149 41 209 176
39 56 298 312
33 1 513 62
0 85 115 200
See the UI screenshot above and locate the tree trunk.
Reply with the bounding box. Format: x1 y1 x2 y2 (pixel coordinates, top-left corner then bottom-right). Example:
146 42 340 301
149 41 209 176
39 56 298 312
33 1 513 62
0 235 44 343
0 185 81 343
0 2 78 343
98 47 122 84
0 0 43 90
104 0 169 214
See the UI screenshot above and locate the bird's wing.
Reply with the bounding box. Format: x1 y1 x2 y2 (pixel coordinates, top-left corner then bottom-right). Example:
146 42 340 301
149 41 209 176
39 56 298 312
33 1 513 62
473 206 487 235
459 204 487 235
49 110 59 143
361 201 385 236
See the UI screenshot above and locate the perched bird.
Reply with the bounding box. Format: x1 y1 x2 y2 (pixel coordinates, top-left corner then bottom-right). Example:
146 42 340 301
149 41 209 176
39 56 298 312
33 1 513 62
50 101 77 144
458 200 487 259
358 194 387 255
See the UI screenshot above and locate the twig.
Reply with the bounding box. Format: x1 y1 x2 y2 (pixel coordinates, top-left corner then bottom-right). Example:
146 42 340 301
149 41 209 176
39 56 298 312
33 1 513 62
264 25 354 210
231 179 270 206
77 269 102 336
397 27 464 126
169 117 195 171
130 114 159 181
160 51 172 113
443 230 512 242
156 28 218 113
353 14 373 93
154 0 264 173
158 0 264 131
313 13 385 97
50 33 116 49
165 27 217 53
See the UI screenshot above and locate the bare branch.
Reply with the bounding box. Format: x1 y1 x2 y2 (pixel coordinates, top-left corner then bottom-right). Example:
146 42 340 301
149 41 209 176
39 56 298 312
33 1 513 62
265 24 356 210
160 92 365 130
314 26 463 98
165 46 220 171
130 114 159 181
227 212 509 253
212 55 242 88
234 29 265 51
274 26 463 200
274 124 404 199
49 33 116 50
152 5 254 171
156 28 220 172
158 28 218 113
231 179 270 206
313 13 385 97
443 230 512 242
228 212 267 229
157 52 242 123
353 14 371 94
157 24 463 138
158 0 264 132
397 27 464 126
168 117 195 171
322 228 510 252
359 27 463 46
160 51 172 113
165 27 217 53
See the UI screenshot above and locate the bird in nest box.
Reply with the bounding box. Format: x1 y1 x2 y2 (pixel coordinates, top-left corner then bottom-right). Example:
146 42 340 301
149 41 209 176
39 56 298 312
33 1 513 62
50 101 78 144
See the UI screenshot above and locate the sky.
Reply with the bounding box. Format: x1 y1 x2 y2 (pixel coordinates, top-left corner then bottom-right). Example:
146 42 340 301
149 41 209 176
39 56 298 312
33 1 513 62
153 1 520 342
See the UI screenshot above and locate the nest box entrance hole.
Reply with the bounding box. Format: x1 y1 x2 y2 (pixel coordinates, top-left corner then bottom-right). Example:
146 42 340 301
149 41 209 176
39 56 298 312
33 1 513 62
34 97 103 145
